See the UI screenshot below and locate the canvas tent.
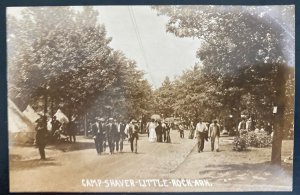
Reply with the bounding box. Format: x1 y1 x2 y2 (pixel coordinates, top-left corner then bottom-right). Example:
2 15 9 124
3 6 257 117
54 109 69 124
8 99 36 144
23 105 39 124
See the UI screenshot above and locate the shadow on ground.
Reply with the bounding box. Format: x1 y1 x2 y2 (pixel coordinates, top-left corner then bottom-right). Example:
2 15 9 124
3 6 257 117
47 141 95 152
10 157 61 171
198 161 292 185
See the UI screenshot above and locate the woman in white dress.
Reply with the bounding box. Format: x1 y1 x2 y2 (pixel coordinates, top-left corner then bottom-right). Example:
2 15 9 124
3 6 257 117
148 119 157 142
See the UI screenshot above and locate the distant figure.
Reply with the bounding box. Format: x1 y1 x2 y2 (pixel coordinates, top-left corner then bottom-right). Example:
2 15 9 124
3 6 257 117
128 120 139 153
51 116 61 138
188 121 195 139
68 118 76 143
179 123 184 138
238 117 247 136
195 118 208 153
148 119 157 142
246 117 252 131
265 122 272 135
35 115 48 160
162 122 167 142
208 120 220 152
165 123 171 143
156 121 163 142
118 119 126 153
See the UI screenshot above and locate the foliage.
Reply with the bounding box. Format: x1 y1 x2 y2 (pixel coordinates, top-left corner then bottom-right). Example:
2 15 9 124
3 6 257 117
7 7 153 122
153 6 294 129
233 131 272 151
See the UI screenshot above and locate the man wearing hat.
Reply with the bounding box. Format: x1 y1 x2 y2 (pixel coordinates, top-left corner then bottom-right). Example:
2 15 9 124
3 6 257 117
35 115 48 160
91 117 104 155
208 119 221 152
128 119 139 153
106 118 118 154
194 118 208 153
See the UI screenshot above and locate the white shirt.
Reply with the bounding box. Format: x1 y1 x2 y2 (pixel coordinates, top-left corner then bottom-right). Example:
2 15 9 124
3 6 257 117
195 122 208 138
124 124 130 135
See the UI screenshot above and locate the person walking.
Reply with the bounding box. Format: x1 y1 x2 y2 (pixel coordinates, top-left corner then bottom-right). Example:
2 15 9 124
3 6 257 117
106 118 118 155
195 118 208 153
113 119 120 152
148 119 157 142
188 121 195 139
128 119 139 153
208 119 221 152
91 118 103 155
162 121 167 142
156 121 163 142
118 119 126 152
165 123 171 143
35 115 48 160
179 123 184 138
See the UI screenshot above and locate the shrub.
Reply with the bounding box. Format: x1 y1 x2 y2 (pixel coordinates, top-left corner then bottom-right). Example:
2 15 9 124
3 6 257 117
233 131 272 151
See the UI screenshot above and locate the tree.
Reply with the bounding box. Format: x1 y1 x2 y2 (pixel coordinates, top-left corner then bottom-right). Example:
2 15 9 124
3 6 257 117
154 5 294 164
153 76 176 117
7 6 154 128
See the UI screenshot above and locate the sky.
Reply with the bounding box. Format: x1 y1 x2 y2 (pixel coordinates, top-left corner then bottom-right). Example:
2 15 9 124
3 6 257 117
94 6 201 88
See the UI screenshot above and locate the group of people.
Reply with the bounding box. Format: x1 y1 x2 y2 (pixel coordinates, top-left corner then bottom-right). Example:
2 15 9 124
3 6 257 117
237 117 273 136
35 115 77 160
89 117 139 155
51 116 77 143
147 119 171 143
192 118 221 153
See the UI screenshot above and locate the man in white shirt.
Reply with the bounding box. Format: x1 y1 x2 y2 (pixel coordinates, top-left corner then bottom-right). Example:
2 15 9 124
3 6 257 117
194 118 208 152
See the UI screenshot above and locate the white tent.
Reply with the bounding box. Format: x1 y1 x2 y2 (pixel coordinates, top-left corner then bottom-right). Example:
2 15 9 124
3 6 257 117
23 105 39 124
8 99 35 144
54 109 69 124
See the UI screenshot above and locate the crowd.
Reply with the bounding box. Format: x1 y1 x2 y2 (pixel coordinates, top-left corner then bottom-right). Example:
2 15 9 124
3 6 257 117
34 113 277 160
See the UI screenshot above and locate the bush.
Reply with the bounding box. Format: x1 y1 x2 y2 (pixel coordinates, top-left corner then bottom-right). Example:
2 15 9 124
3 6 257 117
233 131 272 151
233 135 247 151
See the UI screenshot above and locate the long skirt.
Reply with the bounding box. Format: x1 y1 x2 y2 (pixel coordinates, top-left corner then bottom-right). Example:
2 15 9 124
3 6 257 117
148 128 157 142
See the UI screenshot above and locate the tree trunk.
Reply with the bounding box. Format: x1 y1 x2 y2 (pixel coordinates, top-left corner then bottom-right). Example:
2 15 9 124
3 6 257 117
84 113 87 137
271 64 287 165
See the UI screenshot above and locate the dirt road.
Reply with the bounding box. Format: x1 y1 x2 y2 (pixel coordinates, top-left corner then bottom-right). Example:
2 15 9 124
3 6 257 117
9 131 293 192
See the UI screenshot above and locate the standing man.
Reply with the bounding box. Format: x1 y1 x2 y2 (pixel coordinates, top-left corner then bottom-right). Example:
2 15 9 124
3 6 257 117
195 118 208 153
68 117 77 143
179 123 184 138
238 117 247 136
118 119 126 153
106 118 118 155
128 119 139 153
51 116 61 140
35 115 48 160
113 119 120 152
209 119 221 152
91 118 101 155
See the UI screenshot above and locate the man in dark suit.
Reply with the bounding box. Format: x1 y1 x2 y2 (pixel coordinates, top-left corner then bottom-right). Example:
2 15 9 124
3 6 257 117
91 117 105 155
35 115 48 160
128 119 139 153
106 118 118 155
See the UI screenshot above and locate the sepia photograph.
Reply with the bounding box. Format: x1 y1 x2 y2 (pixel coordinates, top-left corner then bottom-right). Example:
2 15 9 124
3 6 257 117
6 4 295 192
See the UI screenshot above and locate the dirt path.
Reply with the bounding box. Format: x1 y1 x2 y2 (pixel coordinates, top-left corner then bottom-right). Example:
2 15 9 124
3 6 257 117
9 131 293 192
